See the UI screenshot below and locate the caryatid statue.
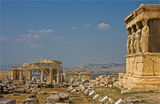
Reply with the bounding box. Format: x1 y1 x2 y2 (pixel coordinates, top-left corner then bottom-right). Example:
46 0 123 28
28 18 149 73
140 19 149 53
126 28 132 54
135 23 142 53
130 28 136 54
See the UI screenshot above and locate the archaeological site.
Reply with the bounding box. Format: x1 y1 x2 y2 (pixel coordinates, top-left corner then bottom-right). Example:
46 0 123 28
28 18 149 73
0 4 160 104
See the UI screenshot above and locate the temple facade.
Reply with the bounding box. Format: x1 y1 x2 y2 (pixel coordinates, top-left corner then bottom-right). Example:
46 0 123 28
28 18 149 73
11 58 63 84
115 5 160 93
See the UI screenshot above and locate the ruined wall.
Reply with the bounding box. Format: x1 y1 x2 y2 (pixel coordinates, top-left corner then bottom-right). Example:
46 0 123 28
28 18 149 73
0 70 11 81
65 70 92 82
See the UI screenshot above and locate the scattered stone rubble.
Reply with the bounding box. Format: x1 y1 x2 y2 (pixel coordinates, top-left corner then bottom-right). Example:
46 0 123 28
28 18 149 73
95 75 118 87
68 79 144 104
21 94 39 104
0 99 16 104
43 92 70 104
0 77 144 104
0 79 70 95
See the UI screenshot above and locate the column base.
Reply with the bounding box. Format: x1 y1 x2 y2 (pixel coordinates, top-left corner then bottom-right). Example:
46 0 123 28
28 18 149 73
115 75 160 94
13 80 24 84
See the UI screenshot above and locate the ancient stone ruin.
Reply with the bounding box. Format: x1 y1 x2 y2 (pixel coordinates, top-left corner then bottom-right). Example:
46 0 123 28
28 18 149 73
65 69 92 83
115 4 160 93
1 4 160 104
11 58 63 84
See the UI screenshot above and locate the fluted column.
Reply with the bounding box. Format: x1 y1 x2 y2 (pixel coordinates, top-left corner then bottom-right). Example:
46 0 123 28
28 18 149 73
41 70 44 83
11 70 14 80
56 70 60 83
48 68 52 84
19 70 23 81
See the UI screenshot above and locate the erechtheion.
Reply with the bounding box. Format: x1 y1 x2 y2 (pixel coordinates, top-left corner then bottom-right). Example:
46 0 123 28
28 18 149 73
11 58 63 84
115 4 160 93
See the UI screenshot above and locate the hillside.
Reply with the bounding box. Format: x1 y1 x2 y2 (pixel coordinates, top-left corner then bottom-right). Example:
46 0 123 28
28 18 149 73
75 63 126 79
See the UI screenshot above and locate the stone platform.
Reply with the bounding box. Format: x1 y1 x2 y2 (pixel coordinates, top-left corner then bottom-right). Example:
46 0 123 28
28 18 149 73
116 53 160 93
121 75 160 93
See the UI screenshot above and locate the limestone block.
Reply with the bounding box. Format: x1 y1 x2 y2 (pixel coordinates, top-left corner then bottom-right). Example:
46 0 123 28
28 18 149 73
84 89 90 95
71 89 76 93
0 99 16 104
123 97 143 104
67 86 73 92
114 98 123 104
107 98 115 104
99 96 108 103
88 90 95 96
47 95 60 102
59 92 69 100
79 85 85 92
93 94 99 100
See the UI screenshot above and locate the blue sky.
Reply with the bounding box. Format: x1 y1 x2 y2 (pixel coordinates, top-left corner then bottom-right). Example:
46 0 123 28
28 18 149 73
0 0 159 68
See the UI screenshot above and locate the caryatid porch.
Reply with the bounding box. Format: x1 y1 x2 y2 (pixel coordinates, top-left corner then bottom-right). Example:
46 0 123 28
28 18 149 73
115 4 160 93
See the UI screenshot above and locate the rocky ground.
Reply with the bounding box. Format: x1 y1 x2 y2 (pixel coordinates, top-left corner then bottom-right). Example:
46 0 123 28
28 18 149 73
0 80 160 104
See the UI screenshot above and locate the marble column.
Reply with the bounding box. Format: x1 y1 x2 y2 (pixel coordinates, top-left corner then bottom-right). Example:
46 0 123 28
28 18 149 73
11 70 14 80
48 68 52 84
19 70 23 81
28 70 32 82
14 70 17 80
63 73 66 82
41 70 44 83
56 70 60 83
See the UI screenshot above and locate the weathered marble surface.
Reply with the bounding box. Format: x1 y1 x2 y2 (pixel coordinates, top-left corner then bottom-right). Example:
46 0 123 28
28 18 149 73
115 4 160 93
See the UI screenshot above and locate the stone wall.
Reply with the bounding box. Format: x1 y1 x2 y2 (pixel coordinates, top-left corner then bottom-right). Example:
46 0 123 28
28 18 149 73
148 19 160 52
65 70 92 82
126 53 160 76
0 70 11 81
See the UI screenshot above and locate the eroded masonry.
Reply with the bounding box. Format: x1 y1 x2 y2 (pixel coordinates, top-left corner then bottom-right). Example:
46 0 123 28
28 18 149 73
115 5 160 93
11 58 63 84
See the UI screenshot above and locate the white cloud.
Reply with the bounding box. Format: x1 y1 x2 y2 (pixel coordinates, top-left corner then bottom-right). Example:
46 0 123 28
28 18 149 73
72 26 77 30
28 44 43 48
84 24 91 27
97 22 110 30
29 29 53 33
16 28 54 42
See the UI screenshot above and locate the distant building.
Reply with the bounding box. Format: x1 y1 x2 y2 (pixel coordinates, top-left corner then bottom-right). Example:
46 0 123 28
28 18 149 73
64 69 92 82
